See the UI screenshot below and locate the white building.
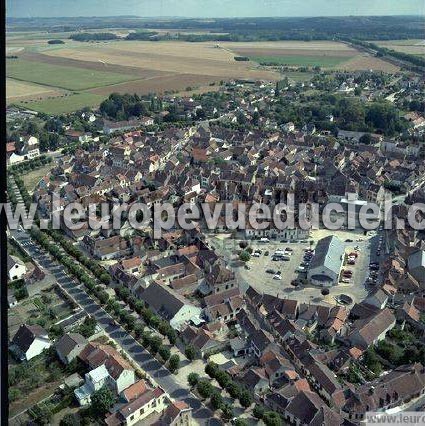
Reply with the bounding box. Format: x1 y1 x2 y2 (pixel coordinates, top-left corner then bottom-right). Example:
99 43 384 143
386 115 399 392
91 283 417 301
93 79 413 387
308 236 344 287
10 324 51 361
7 255 27 281
141 281 202 330
75 364 110 406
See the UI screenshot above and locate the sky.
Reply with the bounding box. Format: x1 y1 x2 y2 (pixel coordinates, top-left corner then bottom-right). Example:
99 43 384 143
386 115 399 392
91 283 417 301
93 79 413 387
7 0 425 18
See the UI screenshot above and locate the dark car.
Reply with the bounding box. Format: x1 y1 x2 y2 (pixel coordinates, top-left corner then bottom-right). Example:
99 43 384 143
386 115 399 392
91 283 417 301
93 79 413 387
266 269 275 274
345 239 353 242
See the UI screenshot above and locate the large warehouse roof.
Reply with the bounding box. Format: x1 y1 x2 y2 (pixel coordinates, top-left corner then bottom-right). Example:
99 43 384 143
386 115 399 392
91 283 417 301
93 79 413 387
310 235 344 275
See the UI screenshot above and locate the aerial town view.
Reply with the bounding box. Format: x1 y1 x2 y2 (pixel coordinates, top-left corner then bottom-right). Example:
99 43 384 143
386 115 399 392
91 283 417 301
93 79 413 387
4 1 425 425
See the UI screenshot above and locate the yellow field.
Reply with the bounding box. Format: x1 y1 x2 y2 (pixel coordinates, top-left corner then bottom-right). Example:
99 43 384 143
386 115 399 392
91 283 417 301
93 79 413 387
43 41 280 80
6 78 60 100
373 39 425 57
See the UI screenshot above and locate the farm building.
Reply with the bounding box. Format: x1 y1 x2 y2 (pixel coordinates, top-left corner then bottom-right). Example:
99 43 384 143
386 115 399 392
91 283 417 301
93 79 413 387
307 236 344 287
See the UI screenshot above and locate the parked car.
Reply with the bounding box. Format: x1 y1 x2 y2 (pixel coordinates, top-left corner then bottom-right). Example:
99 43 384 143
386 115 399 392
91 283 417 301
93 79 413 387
266 269 275 274
273 274 282 280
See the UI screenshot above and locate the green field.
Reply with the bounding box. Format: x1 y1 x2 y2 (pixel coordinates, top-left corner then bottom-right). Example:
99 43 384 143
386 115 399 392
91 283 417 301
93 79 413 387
250 55 350 67
6 59 138 90
15 92 106 114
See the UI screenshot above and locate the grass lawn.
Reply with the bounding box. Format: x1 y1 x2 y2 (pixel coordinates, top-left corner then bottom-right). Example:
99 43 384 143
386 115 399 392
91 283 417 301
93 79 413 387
6 58 138 90
283 71 314 82
22 163 54 192
15 92 106 114
250 55 351 68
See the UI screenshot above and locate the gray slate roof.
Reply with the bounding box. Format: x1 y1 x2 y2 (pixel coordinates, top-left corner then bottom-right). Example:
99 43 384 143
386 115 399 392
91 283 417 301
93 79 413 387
309 236 344 275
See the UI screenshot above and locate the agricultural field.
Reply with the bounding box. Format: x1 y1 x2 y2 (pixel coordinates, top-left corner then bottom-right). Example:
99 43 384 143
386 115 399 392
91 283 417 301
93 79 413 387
6 35 398 114
222 40 399 71
373 39 425 57
15 92 106 114
6 78 60 101
6 58 140 90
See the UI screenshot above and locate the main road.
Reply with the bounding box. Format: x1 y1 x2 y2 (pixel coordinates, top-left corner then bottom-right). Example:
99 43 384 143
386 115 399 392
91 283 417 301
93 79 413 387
11 228 221 426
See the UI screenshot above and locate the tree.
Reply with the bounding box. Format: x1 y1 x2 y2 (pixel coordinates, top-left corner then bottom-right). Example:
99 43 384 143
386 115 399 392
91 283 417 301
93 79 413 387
134 323 144 338
215 370 231 388
211 391 223 410
185 345 196 361
239 389 253 408
149 336 162 355
263 411 283 426
197 380 213 398
60 414 79 426
226 381 241 399
221 403 233 421
159 345 171 362
188 372 200 387
78 316 97 338
90 386 115 417
168 354 180 373
239 251 250 262
359 133 372 145
205 362 219 378
234 420 248 426
253 404 265 419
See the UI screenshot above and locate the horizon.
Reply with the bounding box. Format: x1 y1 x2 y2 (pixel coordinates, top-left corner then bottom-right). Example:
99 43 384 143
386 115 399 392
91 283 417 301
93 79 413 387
7 0 425 19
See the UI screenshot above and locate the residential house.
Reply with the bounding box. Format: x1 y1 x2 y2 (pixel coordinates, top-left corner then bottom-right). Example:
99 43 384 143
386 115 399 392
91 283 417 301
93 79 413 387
105 387 167 426
10 324 51 361
348 308 396 350
140 281 202 330
7 255 27 281
55 333 88 365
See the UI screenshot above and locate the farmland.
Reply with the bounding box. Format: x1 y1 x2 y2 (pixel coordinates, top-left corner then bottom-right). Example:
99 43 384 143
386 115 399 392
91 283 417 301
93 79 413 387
223 40 399 71
6 35 399 114
373 39 425 57
6 58 139 90
6 78 59 101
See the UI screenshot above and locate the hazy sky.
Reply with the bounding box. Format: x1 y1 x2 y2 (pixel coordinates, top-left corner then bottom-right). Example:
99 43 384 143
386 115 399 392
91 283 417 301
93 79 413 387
7 0 425 18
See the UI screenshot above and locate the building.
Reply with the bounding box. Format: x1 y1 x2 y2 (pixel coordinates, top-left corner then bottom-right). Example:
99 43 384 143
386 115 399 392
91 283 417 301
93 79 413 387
10 324 51 361
140 281 202 330
408 250 425 284
105 387 167 425
55 333 88 365
307 236 344 287
343 363 425 421
75 364 110 406
20 136 40 160
78 342 136 395
348 308 396 350
7 255 27 281
154 400 193 426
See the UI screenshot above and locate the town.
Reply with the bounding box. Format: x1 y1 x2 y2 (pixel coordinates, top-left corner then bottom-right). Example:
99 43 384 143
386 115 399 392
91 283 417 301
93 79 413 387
5 13 425 426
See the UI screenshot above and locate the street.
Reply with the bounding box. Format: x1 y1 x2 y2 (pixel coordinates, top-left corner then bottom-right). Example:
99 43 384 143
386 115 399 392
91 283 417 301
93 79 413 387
11 229 221 426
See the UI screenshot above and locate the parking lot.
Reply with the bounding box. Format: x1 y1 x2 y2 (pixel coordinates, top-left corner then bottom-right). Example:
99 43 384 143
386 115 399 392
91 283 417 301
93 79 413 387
208 228 387 307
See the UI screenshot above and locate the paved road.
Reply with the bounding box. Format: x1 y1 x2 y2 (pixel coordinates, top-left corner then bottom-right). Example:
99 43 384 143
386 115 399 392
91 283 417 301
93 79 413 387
11 229 221 426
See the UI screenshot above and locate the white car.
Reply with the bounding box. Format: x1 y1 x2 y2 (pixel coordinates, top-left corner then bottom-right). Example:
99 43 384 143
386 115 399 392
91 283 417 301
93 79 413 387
252 252 260 257
341 278 351 283
273 274 282 280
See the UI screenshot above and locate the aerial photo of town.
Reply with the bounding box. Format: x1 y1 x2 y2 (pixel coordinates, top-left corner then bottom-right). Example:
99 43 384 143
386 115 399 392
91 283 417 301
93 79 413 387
4 1 425 425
